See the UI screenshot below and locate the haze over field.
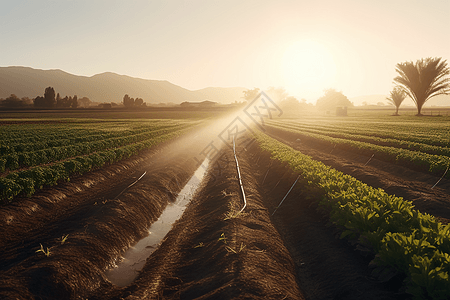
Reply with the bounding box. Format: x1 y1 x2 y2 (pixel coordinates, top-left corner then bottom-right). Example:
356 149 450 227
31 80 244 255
1 0 449 103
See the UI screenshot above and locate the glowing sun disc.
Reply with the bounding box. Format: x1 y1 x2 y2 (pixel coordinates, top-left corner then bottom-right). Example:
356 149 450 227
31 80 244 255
281 39 336 98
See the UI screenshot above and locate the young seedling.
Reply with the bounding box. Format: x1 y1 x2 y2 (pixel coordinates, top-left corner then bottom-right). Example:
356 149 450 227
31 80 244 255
238 242 246 252
223 210 240 220
225 245 236 254
221 190 233 197
218 233 227 244
36 244 51 257
194 242 204 248
61 234 69 244
225 242 246 254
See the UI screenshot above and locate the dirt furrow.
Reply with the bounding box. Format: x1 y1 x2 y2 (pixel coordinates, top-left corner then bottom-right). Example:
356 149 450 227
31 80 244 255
100 143 304 299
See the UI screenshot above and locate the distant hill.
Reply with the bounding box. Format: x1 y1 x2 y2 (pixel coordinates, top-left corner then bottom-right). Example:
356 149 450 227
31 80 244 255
0 66 246 104
350 94 450 107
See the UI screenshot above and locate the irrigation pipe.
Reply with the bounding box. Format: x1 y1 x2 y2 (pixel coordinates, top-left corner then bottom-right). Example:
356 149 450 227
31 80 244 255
431 165 449 189
114 171 147 200
272 175 300 216
330 144 337 154
262 168 271 185
233 136 247 214
363 154 375 166
271 170 291 192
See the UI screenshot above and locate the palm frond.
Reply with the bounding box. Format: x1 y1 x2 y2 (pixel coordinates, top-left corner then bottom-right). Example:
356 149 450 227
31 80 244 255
393 57 450 114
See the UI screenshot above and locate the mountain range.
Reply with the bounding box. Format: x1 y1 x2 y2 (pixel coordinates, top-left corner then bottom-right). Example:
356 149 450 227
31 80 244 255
0 66 246 105
1 66 449 106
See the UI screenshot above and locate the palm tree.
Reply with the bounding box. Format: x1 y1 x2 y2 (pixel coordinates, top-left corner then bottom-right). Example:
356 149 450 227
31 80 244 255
394 57 450 116
386 86 406 116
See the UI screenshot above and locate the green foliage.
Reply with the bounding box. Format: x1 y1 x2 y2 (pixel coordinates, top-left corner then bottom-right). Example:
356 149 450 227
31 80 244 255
0 158 6 172
0 177 22 203
394 57 450 115
255 131 450 299
267 120 450 177
408 252 450 300
0 119 199 203
387 86 406 115
16 177 35 197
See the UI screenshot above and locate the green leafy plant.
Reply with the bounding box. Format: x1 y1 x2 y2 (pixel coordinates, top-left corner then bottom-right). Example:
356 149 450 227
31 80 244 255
1 120 198 203
254 131 450 299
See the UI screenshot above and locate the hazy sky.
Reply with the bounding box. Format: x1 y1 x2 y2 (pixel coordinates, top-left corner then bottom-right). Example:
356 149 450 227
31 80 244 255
1 0 449 102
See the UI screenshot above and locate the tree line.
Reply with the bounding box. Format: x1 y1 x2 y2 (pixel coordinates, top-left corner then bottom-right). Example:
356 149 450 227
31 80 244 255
122 94 146 108
242 86 352 113
0 87 92 109
0 89 146 109
34 87 77 108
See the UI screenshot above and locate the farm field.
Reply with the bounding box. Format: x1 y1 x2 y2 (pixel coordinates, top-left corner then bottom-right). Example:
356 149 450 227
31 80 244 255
0 117 203 202
266 115 450 176
1 110 450 299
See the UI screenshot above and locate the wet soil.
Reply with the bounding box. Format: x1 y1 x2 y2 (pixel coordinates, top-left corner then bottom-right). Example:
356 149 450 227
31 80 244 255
264 125 450 224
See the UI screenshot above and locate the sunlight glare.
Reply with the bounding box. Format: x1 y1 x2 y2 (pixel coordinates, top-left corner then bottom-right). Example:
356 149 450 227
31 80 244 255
281 39 337 99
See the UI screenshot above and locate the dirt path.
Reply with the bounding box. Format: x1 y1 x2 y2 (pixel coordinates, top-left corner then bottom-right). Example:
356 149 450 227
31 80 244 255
264 126 450 223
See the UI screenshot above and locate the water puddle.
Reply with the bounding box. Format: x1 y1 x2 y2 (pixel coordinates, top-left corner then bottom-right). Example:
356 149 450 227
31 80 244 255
105 158 209 286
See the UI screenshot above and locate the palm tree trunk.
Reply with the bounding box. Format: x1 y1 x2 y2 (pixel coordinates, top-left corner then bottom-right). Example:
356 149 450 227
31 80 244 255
417 103 424 116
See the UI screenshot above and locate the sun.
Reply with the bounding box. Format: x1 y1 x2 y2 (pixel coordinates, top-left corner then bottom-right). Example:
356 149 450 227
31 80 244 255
281 39 336 99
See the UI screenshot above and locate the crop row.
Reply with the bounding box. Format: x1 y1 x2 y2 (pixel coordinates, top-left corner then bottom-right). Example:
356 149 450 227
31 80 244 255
2 124 121 142
0 127 189 203
268 120 450 157
0 124 190 171
266 123 450 178
255 132 450 300
268 119 450 148
0 121 187 152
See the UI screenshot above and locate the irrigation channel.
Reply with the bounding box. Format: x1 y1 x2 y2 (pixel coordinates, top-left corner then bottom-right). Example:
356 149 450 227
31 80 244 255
96 135 398 299
0 127 401 299
105 158 210 286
